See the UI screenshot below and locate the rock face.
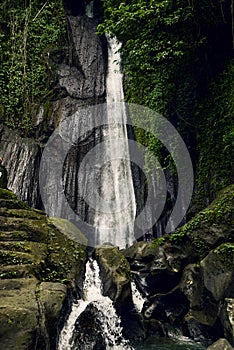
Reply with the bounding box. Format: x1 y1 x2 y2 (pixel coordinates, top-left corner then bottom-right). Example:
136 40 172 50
0 1 106 218
58 16 105 100
0 125 41 208
122 185 234 347
0 189 86 350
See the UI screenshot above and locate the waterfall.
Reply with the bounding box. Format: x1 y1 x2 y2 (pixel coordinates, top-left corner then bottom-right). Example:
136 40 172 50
93 36 136 248
58 260 133 350
58 36 139 349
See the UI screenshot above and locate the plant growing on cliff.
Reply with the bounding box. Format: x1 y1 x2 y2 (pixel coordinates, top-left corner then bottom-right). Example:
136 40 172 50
0 0 66 134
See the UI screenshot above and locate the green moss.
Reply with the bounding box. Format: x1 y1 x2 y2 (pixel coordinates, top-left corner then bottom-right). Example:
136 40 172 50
0 241 32 253
176 185 233 234
0 231 29 241
0 190 86 285
0 189 18 201
151 236 166 248
35 223 86 284
0 250 32 265
214 243 234 270
149 185 234 259
0 208 44 220
96 246 132 282
169 230 187 245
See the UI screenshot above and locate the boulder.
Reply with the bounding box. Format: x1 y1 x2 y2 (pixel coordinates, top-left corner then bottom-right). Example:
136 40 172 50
180 264 219 326
123 240 197 296
143 288 189 324
207 338 234 350
72 303 106 350
201 251 233 302
182 313 222 344
0 278 43 350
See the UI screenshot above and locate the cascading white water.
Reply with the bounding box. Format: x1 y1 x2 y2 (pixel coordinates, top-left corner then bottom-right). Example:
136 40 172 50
131 281 146 314
58 260 133 350
93 36 136 248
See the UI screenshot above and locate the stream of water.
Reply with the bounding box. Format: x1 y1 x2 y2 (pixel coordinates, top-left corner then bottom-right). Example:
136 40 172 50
93 35 136 248
58 260 133 350
58 260 206 350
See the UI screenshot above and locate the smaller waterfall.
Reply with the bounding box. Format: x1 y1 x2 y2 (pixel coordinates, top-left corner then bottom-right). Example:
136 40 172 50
58 260 133 350
131 281 146 314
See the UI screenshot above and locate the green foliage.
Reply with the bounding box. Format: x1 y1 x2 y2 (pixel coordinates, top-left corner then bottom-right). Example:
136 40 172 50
0 0 66 134
151 236 166 248
99 0 234 206
36 227 86 284
195 59 234 207
150 184 234 260
214 243 234 269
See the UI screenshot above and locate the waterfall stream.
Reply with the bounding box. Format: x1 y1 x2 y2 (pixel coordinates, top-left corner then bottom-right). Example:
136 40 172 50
93 36 136 248
131 281 146 314
58 35 139 349
58 260 133 350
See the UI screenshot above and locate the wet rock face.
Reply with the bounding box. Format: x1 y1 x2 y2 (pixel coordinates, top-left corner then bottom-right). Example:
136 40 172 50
143 289 190 324
36 7 107 135
123 240 197 296
0 125 41 208
58 16 105 100
201 251 233 302
72 303 106 350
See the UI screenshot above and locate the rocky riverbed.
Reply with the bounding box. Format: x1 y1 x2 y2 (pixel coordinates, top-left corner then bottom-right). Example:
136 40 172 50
0 185 233 349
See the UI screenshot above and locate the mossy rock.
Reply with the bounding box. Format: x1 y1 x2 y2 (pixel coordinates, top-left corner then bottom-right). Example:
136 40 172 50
200 250 233 302
151 184 234 258
0 198 30 210
214 243 234 270
95 245 132 300
0 264 34 279
0 189 87 349
0 230 39 242
0 208 45 220
48 217 88 246
207 338 234 350
0 278 40 350
0 189 19 201
0 217 49 242
37 282 67 348
0 189 30 210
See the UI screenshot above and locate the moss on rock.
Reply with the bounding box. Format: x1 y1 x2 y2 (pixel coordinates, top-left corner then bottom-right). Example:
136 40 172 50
0 189 87 349
151 184 234 258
